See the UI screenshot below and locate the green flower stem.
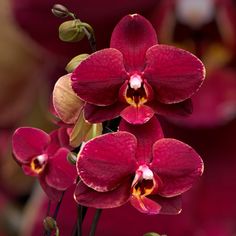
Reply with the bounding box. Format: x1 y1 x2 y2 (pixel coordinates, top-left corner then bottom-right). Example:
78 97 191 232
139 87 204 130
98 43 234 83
89 209 102 236
76 21 96 52
53 192 65 219
44 192 65 236
72 205 88 236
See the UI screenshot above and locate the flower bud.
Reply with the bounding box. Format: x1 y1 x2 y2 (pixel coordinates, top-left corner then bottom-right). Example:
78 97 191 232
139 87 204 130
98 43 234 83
143 233 164 236
66 54 89 72
59 20 85 42
67 152 77 165
43 216 57 232
52 4 69 18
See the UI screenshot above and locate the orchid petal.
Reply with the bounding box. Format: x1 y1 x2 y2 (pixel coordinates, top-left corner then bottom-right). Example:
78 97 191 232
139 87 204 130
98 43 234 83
175 69 236 127
130 195 161 215
149 195 182 215
46 148 77 190
120 105 154 125
74 180 131 208
39 177 63 202
144 45 205 104
53 74 84 124
22 165 39 177
110 14 157 71
71 48 127 106
151 138 204 197
77 132 137 192
84 102 126 123
119 117 163 163
150 99 193 117
47 128 71 156
12 127 50 164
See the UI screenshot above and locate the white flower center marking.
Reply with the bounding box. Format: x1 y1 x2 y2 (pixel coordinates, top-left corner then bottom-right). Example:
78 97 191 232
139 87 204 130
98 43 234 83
129 74 142 90
36 154 47 164
142 167 153 180
136 164 154 180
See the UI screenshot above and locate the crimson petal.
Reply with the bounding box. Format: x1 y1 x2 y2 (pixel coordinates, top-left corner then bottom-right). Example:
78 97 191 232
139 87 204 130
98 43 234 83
173 69 236 127
120 105 154 124
74 180 131 209
110 14 157 71
151 138 203 197
130 195 161 215
46 148 77 190
39 177 63 202
84 102 126 123
150 99 193 117
77 132 137 192
144 45 205 104
119 117 163 163
12 127 50 164
71 48 126 106
149 195 182 215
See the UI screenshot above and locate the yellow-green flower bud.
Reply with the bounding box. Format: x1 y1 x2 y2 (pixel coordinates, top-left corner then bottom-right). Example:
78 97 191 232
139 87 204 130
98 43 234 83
67 152 77 165
59 20 85 42
65 54 89 72
143 233 164 236
43 216 57 232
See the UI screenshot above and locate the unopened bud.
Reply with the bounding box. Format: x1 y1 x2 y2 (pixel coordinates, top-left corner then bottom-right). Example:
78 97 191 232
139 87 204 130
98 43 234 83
59 20 85 42
52 4 69 18
65 54 89 72
143 233 164 236
67 152 77 165
43 216 57 232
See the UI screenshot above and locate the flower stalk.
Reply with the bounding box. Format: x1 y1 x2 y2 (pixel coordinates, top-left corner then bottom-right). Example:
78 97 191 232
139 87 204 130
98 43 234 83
89 209 102 236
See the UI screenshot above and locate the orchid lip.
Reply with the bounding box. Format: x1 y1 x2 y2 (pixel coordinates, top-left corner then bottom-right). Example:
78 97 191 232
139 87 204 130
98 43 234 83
30 154 48 174
132 165 156 198
124 74 149 107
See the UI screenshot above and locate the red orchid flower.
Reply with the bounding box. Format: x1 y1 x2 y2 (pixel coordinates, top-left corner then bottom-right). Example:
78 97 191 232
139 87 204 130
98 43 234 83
74 117 203 214
71 14 205 125
12 127 77 201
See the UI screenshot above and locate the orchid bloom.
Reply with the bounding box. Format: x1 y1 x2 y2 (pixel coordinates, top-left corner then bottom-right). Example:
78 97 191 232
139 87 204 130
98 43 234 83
71 14 205 125
12 127 77 201
74 117 203 214
53 74 102 147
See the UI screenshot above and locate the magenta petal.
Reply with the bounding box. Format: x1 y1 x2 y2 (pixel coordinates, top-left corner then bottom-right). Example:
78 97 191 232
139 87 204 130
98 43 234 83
77 132 137 192
22 165 38 177
46 148 77 190
12 127 50 164
110 14 157 71
47 128 71 156
119 117 163 163
120 105 154 124
149 195 182 215
144 45 205 103
151 139 204 197
74 180 131 208
71 48 127 106
39 177 63 202
174 69 236 127
84 102 126 123
130 196 161 215
150 99 193 117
